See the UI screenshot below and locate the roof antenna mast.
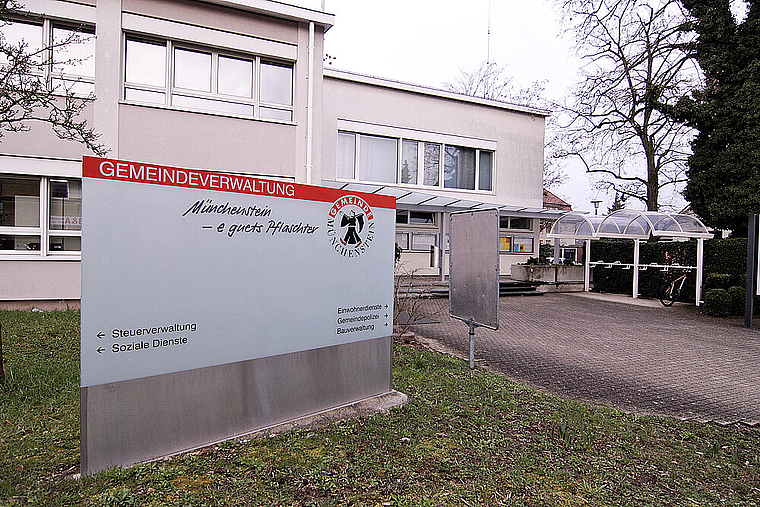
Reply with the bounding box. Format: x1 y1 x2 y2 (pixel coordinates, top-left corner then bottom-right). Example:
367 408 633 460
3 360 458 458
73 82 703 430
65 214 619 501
487 0 491 64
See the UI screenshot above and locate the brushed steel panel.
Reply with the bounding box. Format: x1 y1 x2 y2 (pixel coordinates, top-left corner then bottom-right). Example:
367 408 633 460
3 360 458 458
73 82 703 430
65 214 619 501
81 336 391 474
449 209 500 329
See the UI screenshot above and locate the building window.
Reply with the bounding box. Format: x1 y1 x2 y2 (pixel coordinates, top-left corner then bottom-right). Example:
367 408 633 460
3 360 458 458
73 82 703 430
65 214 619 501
338 131 493 192
0 175 81 256
395 231 409 250
358 134 397 183
396 210 435 225
411 232 437 251
443 145 476 190
500 216 533 231
2 18 95 95
124 36 294 121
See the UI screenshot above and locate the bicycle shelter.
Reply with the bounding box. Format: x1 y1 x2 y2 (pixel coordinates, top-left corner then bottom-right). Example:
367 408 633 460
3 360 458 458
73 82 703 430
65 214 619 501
547 210 714 306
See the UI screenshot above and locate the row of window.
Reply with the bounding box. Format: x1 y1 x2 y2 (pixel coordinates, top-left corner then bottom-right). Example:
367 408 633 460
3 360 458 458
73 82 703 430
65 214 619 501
395 231 534 254
125 38 294 121
3 18 295 121
395 210 533 231
0 176 81 255
338 132 494 192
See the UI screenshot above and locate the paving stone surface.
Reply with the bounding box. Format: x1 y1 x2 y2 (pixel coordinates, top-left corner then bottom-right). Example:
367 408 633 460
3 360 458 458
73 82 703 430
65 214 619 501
407 293 760 425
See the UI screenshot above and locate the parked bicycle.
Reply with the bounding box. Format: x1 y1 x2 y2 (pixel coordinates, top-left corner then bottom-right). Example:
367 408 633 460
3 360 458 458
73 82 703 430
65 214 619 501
659 271 689 306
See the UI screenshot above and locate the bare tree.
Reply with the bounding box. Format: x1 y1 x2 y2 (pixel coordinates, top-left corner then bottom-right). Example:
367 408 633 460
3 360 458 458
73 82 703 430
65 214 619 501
554 0 697 211
0 0 106 155
444 61 546 107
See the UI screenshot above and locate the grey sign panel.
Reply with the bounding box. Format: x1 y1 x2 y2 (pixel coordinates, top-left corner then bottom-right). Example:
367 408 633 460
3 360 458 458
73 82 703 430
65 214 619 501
80 157 395 472
449 209 499 330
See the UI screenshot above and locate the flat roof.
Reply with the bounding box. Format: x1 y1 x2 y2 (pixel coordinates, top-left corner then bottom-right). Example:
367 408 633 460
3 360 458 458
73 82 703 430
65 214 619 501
324 68 551 117
204 0 334 29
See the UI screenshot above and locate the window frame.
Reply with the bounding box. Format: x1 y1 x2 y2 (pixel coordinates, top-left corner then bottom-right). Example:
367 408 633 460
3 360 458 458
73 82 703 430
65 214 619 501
122 34 295 123
0 175 82 259
499 215 534 232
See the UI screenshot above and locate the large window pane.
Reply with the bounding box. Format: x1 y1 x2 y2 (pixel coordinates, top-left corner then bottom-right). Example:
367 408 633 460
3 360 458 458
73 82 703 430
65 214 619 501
479 151 493 191
260 61 293 106
510 217 532 230
0 235 40 251
0 21 43 65
401 140 418 184
423 143 440 186
218 55 252 97
359 134 397 183
125 39 166 87
444 145 476 190
0 176 40 227
411 232 437 251
409 211 434 224
52 26 95 78
50 236 81 251
174 48 211 92
337 132 356 179
395 231 409 250
49 179 81 231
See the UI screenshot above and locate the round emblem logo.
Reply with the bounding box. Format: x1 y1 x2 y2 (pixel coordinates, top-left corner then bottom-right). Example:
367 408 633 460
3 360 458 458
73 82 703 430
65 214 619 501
327 195 375 257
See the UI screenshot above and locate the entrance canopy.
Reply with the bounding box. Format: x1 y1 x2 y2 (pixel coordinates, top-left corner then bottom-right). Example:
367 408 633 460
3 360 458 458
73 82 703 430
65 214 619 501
546 210 713 306
548 210 712 240
321 180 565 219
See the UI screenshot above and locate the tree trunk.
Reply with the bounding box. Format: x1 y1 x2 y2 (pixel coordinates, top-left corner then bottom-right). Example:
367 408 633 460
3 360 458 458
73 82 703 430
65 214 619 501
646 135 659 211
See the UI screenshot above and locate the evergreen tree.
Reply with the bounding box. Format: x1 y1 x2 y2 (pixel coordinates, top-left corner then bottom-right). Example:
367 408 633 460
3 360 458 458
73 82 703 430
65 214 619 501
676 0 759 236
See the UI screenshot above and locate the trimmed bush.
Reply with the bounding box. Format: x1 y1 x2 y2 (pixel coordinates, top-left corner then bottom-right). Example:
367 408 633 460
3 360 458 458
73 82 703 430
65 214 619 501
727 286 746 316
704 288 731 317
705 273 732 291
704 238 747 286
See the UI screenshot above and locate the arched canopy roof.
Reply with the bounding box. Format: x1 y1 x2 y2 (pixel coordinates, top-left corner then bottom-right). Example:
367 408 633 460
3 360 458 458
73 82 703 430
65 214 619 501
548 210 713 240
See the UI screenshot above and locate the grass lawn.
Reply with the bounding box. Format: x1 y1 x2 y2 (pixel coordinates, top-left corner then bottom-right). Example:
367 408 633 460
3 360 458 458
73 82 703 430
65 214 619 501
1 309 759 506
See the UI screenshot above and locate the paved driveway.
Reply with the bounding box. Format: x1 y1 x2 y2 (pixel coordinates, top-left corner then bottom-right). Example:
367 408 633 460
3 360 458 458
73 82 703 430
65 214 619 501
408 292 760 425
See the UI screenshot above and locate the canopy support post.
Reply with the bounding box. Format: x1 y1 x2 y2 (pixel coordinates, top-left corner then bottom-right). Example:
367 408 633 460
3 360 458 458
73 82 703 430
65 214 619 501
632 239 640 299
439 212 447 282
584 239 591 292
696 238 704 306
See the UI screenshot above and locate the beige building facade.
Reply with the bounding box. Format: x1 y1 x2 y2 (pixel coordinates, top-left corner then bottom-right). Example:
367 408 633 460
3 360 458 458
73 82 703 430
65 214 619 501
0 0 552 305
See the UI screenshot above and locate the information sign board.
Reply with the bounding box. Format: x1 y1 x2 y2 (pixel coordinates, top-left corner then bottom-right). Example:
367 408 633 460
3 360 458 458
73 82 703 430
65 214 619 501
81 156 395 387
449 209 500 330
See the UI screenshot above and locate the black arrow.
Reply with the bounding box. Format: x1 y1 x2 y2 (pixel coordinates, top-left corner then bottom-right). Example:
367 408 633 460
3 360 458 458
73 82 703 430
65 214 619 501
384 314 388 318
384 304 389 309
96 347 104 354
96 332 105 339
384 323 388 327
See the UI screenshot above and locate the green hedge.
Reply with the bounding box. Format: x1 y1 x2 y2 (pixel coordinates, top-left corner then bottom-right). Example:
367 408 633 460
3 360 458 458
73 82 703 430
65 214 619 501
590 238 747 303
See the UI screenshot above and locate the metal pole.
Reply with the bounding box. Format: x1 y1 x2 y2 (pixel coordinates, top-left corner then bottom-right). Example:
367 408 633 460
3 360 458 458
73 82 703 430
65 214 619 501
745 215 758 328
633 238 640 299
584 239 591 292
468 320 476 371
696 238 705 307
